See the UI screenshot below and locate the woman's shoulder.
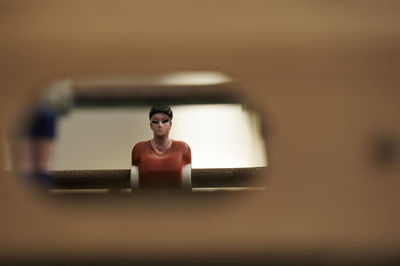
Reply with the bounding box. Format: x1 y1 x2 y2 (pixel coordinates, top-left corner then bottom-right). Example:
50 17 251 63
172 140 191 150
133 140 151 150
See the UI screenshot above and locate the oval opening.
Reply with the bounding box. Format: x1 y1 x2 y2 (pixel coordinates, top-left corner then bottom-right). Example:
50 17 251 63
6 71 269 195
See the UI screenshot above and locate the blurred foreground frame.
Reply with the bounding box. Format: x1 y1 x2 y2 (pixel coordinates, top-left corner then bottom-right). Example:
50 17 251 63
2 1 400 265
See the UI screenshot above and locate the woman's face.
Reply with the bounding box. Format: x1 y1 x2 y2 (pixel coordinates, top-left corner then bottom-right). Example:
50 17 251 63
150 113 172 137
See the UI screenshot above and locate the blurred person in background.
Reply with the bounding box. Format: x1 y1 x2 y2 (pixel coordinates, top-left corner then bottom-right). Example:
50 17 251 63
16 79 73 188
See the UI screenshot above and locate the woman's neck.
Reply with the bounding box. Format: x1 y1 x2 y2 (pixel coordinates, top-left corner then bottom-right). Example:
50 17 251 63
152 135 172 151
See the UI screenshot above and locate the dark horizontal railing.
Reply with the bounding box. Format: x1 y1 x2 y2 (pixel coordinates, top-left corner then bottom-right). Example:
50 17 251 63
50 167 267 189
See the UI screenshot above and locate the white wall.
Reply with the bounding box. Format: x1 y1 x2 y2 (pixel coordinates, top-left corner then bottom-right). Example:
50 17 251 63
51 104 267 170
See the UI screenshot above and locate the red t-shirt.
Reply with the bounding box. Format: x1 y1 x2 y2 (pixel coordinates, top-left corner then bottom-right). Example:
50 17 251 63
131 140 191 189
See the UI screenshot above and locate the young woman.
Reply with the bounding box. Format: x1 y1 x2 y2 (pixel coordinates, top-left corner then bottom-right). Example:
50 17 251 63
131 105 192 190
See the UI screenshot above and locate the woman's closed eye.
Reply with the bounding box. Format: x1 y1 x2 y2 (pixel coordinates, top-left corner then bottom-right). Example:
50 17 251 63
152 119 170 124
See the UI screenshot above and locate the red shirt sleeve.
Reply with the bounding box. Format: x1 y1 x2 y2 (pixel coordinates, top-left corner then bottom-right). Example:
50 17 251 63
131 143 141 166
182 142 192 165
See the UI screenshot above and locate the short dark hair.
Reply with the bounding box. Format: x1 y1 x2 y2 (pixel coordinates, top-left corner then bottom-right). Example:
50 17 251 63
149 105 173 120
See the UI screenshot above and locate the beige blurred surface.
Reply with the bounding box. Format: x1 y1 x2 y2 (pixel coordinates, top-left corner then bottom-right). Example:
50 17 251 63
1 0 400 264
